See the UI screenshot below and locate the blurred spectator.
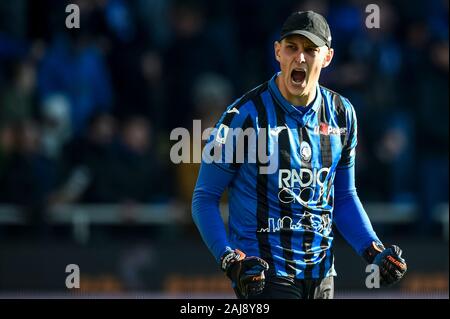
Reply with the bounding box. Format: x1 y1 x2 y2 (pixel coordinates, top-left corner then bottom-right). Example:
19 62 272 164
0 120 56 235
140 50 165 129
112 115 171 203
373 113 415 202
37 32 113 136
0 124 16 180
0 60 37 127
0 120 55 205
192 73 233 127
103 0 136 43
51 112 116 204
0 1 27 39
135 0 172 49
40 93 72 159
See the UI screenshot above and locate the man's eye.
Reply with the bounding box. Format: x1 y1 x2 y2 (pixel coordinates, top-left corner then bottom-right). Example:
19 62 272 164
287 45 296 50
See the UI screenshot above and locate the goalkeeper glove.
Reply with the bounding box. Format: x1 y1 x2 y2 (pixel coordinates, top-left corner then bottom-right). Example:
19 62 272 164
363 241 407 286
220 247 269 298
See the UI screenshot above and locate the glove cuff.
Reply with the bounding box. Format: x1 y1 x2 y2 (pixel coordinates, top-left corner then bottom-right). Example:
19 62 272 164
220 247 246 273
362 241 385 264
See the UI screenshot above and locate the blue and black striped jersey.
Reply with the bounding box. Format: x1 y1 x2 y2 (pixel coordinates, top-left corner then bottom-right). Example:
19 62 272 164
203 73 358 279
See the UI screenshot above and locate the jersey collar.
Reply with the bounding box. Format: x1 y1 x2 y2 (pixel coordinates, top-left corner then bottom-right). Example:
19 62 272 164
268 72 322 126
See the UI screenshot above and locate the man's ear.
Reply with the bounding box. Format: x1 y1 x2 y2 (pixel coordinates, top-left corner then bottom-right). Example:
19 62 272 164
322 47 334 68
274 41 281 62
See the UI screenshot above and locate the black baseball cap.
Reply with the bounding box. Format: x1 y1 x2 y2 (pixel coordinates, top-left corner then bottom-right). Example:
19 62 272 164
280 11 332 47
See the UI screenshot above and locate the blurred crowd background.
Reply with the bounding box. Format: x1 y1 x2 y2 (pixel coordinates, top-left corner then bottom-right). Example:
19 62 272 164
0 0 448 296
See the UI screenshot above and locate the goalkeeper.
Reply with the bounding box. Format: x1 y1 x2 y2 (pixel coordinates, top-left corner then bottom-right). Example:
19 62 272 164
192 11 407 299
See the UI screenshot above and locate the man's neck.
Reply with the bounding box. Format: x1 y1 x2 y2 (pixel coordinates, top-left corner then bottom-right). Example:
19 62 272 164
276 75 317 107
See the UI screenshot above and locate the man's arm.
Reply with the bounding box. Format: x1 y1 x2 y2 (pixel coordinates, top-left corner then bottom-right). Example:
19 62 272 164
192 161 269 298
192 99 272 298
191 162 234 262
333 165 380 255
333 165 407 286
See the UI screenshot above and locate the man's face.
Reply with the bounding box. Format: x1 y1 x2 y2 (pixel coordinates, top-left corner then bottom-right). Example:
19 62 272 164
274 35 333 104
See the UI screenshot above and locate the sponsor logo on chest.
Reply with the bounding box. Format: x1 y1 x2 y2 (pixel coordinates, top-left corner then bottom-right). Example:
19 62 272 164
313 122 347 136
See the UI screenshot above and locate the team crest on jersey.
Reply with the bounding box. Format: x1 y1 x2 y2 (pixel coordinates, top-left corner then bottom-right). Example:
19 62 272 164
299 141 312 162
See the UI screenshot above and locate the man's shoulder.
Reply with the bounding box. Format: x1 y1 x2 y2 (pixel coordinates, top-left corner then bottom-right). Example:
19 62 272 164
235 81 269 106
319 85 354 114
226 81 270 115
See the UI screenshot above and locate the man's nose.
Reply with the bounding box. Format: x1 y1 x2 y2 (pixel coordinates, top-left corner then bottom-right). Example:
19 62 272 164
295 51 306 64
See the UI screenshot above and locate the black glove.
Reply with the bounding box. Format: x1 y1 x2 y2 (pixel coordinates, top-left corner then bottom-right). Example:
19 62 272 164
363 241 407 286
220 248 269 298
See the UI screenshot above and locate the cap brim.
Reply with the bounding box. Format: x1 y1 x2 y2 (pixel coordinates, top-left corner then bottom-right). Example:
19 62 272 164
280 30 327 47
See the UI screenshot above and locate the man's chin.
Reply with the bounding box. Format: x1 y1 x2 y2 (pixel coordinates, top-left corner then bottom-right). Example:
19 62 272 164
287 84 306 97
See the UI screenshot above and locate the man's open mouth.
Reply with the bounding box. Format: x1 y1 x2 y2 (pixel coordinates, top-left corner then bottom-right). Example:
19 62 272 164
291 69 306 85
